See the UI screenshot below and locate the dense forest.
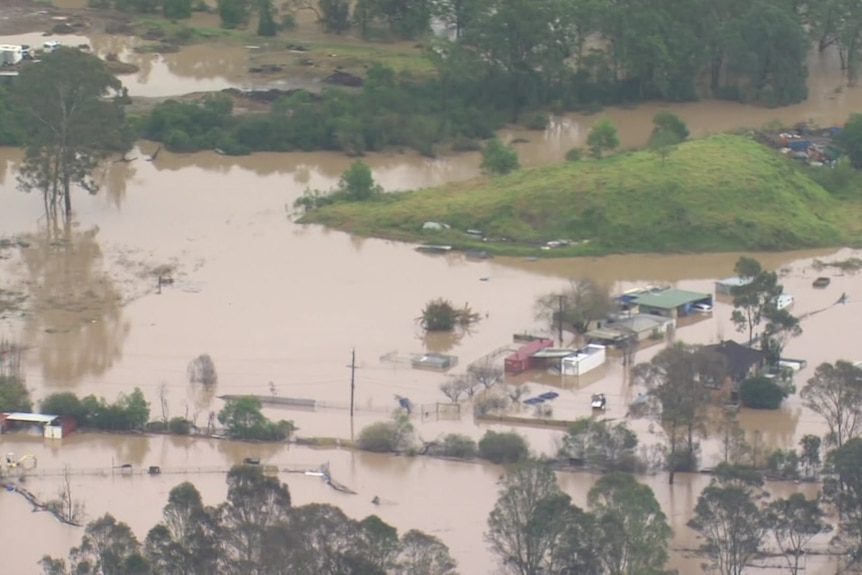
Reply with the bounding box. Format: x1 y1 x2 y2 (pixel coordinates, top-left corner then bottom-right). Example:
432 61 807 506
134 0 822 155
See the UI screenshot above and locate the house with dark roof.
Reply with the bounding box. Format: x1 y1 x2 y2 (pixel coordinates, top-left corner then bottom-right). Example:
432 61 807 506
703 340 767 400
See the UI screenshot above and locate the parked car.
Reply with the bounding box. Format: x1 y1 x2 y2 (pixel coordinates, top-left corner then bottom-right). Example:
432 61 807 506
693 303 713 313
43 40 61 54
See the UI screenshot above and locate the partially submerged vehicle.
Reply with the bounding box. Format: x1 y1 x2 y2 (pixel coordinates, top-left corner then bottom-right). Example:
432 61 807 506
812 277 830 289
591 393 607 410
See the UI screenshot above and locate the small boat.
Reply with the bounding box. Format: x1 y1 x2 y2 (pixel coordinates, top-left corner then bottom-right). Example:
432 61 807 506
813 277 831 288
591 393 607 410
538 392 559 401
523 397 545 405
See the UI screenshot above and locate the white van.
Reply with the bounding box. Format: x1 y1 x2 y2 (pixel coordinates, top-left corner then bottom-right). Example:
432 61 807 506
43 40 61 53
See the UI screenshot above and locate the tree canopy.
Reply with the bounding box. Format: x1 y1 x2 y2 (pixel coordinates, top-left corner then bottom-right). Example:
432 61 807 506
12 48 127 219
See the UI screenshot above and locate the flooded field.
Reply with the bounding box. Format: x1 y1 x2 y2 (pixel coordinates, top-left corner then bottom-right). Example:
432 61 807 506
1 17 862 572
1 139 860 571
0 434 839 574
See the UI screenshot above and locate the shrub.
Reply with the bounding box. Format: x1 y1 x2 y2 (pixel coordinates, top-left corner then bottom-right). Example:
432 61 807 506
480 137 520 175
478 430 529 464
565 147 583 162
357 422 399 452
440 433 477 458
473 393 509 416
524 113 548 131
168 416 192 435
740 376 786 409
766 448 799 479
218 396 294 440
40 389 150 431
357 411 413 453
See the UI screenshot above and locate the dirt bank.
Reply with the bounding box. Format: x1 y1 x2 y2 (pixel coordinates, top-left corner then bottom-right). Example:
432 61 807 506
0 0 131 36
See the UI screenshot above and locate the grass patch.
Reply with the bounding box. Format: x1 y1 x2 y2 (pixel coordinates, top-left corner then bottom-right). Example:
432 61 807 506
299 40 434 76
132 16 244 43
301 134 862 256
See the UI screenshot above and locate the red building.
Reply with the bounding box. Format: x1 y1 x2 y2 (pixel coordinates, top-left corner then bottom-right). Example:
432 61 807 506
504 339 554 375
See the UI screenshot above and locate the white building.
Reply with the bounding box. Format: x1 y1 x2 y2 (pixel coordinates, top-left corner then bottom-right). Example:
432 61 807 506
561 344 607 376
0 45 24 66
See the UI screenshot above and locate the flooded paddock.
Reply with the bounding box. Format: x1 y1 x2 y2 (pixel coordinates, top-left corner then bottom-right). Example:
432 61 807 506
1 22 862 573
0 434 840 574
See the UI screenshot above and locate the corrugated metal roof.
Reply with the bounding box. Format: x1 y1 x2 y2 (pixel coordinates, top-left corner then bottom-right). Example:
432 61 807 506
532 348 578 359
633 288 710 309
716 277 753 287
3 412 60 424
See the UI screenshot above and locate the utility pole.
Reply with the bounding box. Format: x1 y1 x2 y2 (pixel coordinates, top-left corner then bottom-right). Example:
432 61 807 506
557 294 565 347
349 349 356 420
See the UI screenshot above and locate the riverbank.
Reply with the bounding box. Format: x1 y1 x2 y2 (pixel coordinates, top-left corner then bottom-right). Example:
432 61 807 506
299 133 862 256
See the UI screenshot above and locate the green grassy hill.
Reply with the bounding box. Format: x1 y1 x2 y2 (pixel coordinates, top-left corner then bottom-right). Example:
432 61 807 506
301 134 860 255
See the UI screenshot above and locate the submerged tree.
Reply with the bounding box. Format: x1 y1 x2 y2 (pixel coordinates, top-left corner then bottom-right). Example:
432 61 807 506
42 465 456 574
418 299 480 332
586 118 620 159
40 513 150 575
13 48 127 219
688 465 767 575
145 482 219 575
824 438 862 572
800 360 862 447
535 277 613 343
764 493 831 575
587 472 673 575
729 257 784 347
0 339 32 412
480 137 520 175
188 354 218 387
486 461 598 575
632 343 726 483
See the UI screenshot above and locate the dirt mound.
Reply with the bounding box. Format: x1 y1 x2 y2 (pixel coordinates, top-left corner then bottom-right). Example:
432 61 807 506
323 70 363 87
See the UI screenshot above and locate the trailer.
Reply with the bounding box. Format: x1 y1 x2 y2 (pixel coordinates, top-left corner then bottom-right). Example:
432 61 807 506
0 45 24 66
560 344 606 376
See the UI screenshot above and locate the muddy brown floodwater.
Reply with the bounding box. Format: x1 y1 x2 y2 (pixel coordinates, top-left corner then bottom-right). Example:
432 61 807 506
1 35 862 574
0 434 840 575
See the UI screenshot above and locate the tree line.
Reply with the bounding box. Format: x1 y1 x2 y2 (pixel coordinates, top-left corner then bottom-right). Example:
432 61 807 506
6 40 862 222
40 464 458 575
38 453 862 575
485 458 848 575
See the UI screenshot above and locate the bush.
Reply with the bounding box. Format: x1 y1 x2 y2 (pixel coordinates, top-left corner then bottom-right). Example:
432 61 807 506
218 396 294 441
478 430 529 464
163 0 192 19
740 376 786 409
357 422 399 452
168 417 192 434
480 137 520 175
766 448 799 479
40 389 150 431
357 411 414 453
524 113 548 131
565 147 583 162
440 434 477 458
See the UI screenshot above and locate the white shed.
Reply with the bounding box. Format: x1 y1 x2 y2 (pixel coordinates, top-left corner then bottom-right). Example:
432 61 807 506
0 45 24 66
561 344 606 376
